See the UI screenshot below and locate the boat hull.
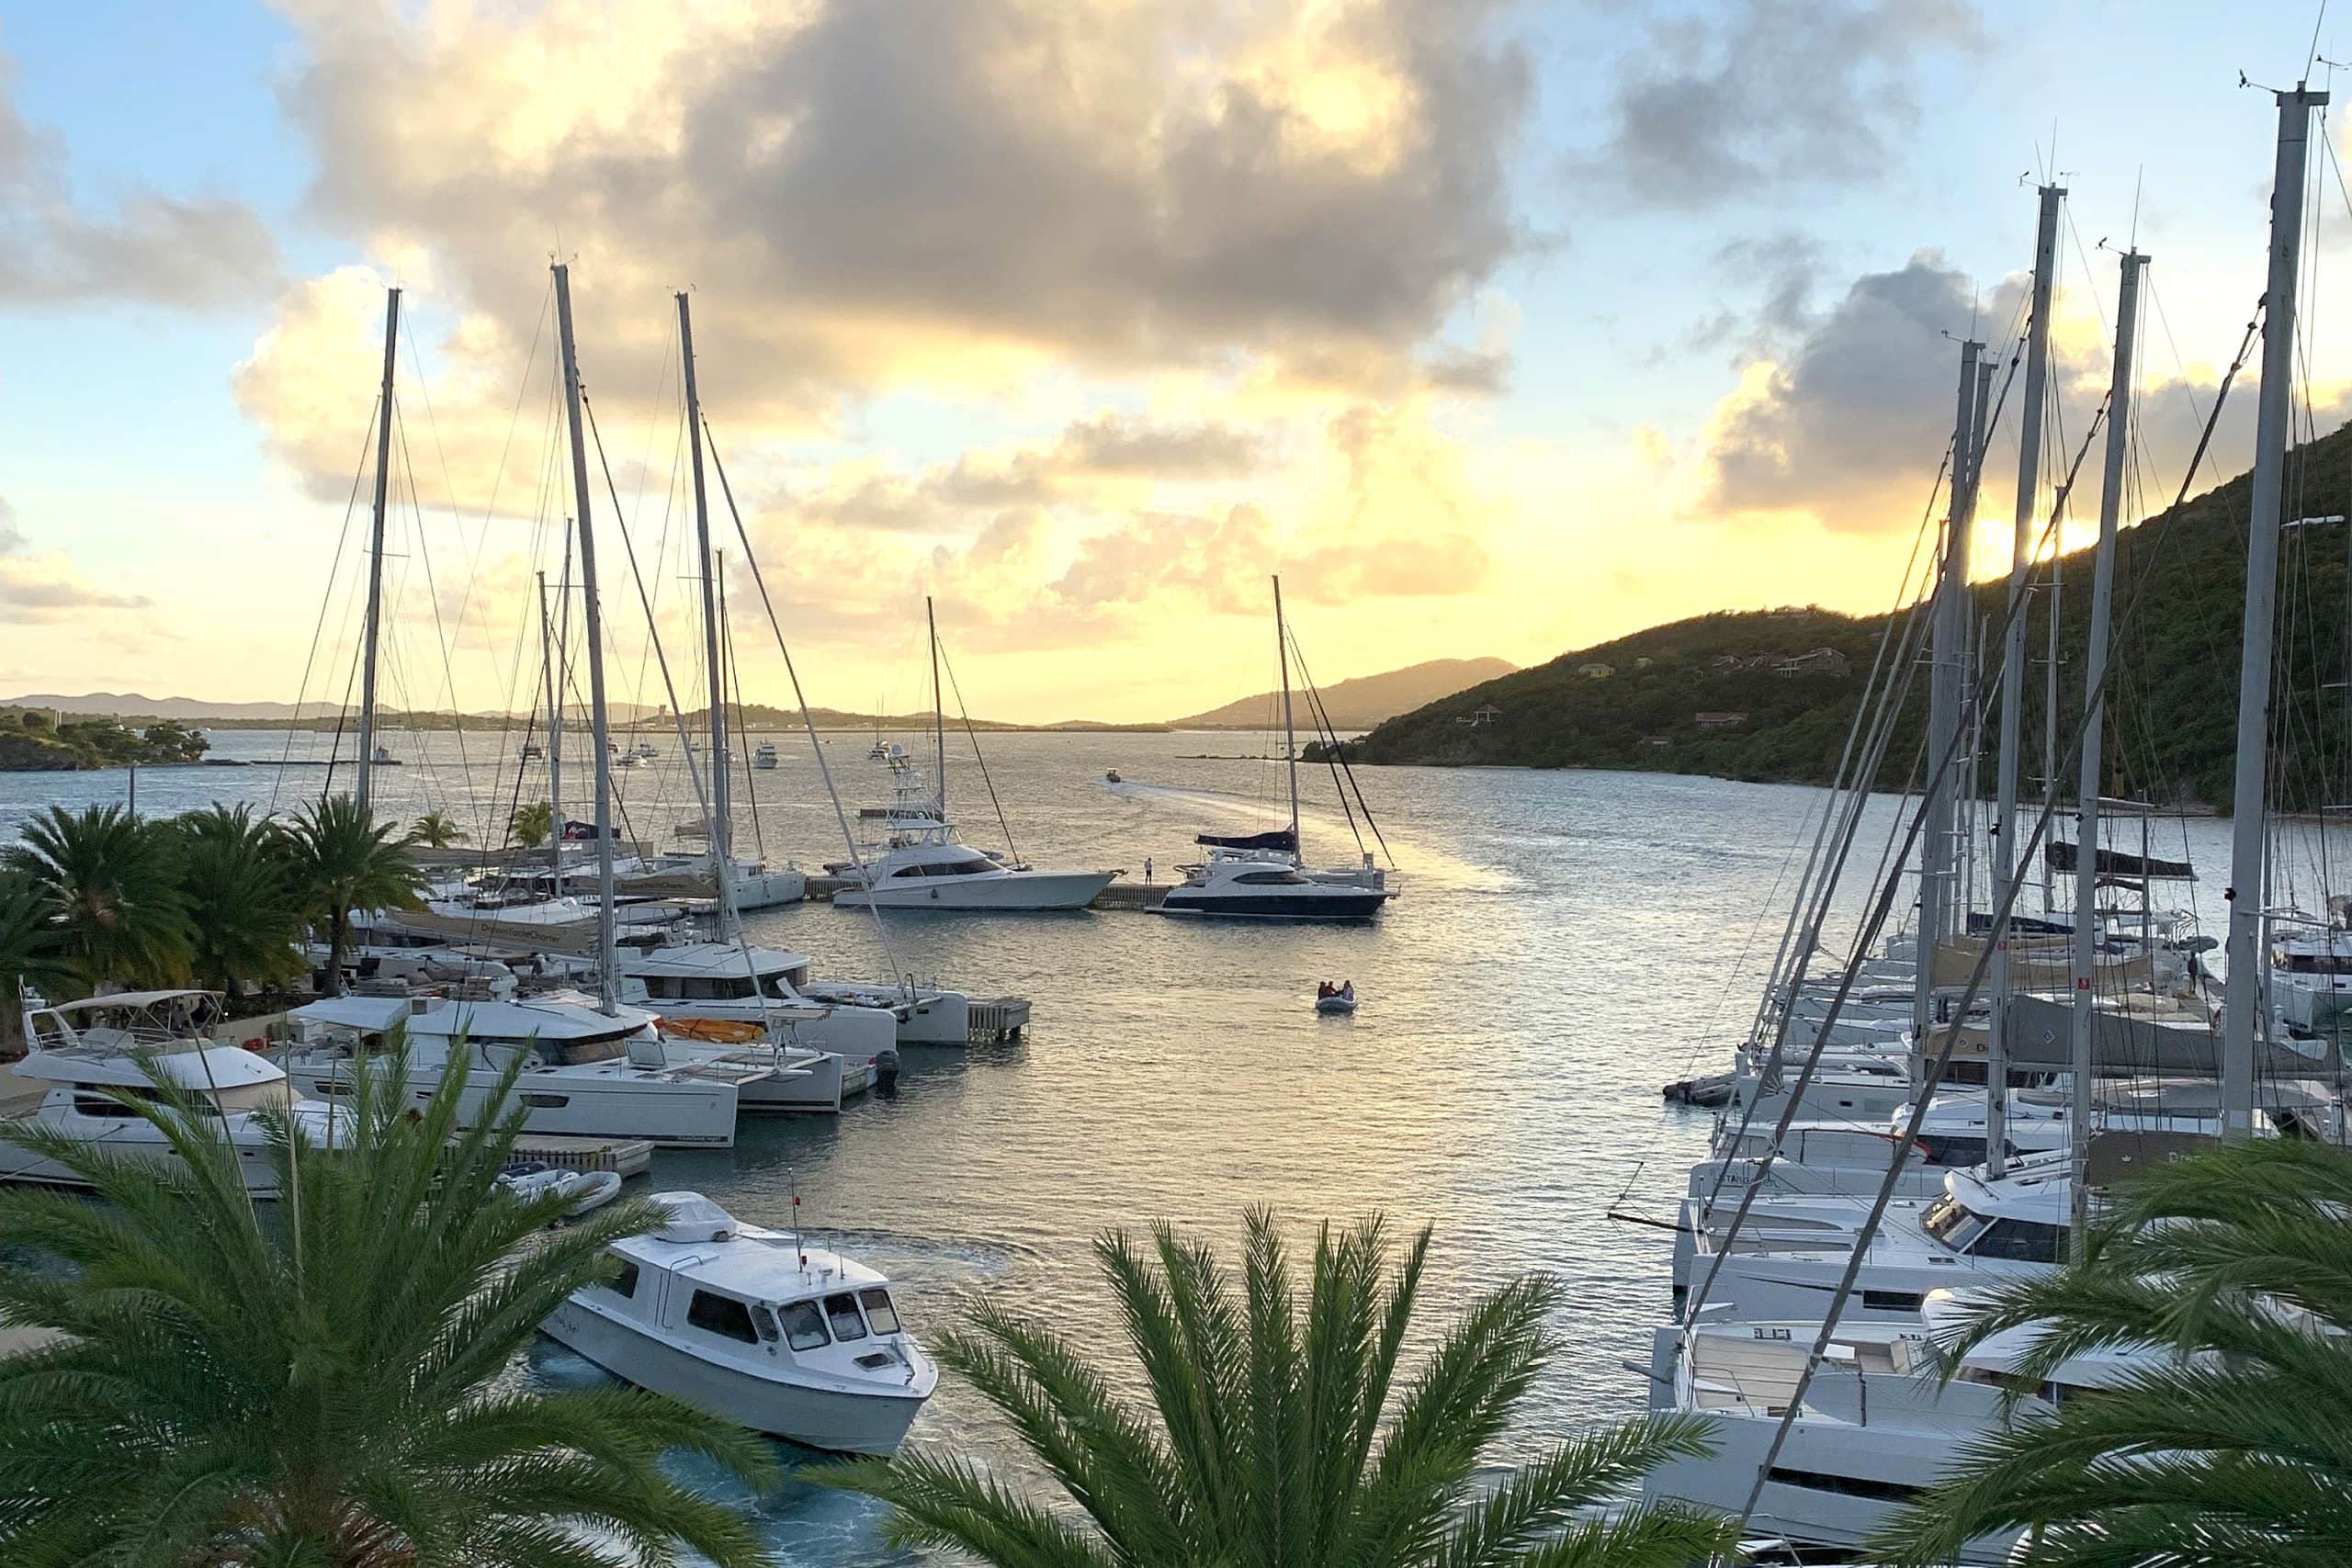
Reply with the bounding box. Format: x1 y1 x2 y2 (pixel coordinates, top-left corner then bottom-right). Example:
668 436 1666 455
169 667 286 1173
287 1056 739 1148
833 869 1114 912
1159 888 1390 920
544 1298 928 1455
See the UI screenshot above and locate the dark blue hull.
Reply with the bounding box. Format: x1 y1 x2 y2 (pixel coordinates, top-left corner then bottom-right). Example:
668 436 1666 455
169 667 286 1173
1157 890 1388 921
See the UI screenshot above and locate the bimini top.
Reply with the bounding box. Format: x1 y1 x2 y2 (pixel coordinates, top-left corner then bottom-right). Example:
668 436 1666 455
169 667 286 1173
1195 829 1296 852
46 989 225 1015
621 942 812 979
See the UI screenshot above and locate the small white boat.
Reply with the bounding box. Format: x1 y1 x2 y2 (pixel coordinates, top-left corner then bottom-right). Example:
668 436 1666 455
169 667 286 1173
370 744 401 766
752 741 779 770
498 1160 623 1216
542 1191 937 1454
1315 981 1357 1014
520 740 546 761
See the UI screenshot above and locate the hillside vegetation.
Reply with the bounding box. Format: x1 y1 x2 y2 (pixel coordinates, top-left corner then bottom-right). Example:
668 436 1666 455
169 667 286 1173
1351 419 2352 814
0 708 209 772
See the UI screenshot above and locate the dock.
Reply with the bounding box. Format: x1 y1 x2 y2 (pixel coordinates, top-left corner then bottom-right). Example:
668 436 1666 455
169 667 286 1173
968 998 1031 1043
509 1134 654 1179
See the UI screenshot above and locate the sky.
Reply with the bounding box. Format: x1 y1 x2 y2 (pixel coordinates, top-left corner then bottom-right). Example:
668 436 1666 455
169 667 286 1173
4 0 2352 724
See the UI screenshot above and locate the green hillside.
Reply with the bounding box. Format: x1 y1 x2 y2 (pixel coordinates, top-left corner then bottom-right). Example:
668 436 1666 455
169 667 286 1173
1351 419 2352 814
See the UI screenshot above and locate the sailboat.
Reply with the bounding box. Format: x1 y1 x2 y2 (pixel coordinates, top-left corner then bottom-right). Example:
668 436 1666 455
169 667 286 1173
1159 577 1396 920
831 598 1118 912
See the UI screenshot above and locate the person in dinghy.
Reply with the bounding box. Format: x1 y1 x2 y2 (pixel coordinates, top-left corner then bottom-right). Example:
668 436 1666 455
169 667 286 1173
1315 980 1357 1013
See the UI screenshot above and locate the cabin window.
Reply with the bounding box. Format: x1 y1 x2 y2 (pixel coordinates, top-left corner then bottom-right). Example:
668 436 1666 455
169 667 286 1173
779 1301 829 1350
1766 1467 1922 1501
606 1258 639 1300
1232 870 1308 886
750 1304 782 1343
859 1288 900 1334
823 1292 869 1342
1923 1136 1987 1168
1861 1289 1925 1313
521 1093 571 1110
71 1092 141 1119
1968 1218 2066 1264
686 1290 761 1345
641 976 679 999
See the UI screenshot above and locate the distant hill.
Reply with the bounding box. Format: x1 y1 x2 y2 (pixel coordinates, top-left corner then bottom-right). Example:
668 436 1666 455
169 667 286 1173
1170 657 1516 730
1349 419 2352 815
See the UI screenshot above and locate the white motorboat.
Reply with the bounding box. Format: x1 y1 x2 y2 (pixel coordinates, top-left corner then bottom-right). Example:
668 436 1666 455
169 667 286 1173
4 991 335 1197
797 976 973 1046
283 991 768 1147
831 807 1116 912
752 741 779 770
616 941 896 1111
370 744 400 766
543 1191 937 1454
1159 837 1392 921
622 852 807 911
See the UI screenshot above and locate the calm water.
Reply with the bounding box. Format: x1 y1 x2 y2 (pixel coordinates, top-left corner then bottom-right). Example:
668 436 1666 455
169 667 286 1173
0 728 2280 1562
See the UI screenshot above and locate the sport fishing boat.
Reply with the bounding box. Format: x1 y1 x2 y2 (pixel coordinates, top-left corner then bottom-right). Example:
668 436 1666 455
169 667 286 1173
1159 579 1396 921
543 1191 937 1454
4 990 336 1197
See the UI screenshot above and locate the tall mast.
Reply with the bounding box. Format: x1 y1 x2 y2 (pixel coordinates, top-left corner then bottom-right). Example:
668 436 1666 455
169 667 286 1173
2041 563 2061 914
677 293 731 881
552 264 618 1016
2073 248 2144 1246
356 286 401 817
1986 183 2064 1178
928 596 946 818
537 570 564 889
1273 574 1302 856
1917 340 1984 1073
2223 85 2327 1134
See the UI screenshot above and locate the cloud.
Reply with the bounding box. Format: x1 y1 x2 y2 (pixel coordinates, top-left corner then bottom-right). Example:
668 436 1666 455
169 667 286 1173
0 494 153 619
1571 0 1981 209
0 53 279 310
243 0 1532 491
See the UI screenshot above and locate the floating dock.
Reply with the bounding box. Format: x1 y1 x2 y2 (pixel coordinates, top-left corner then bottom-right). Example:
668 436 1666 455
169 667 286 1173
968 998 1031 1043
509 1134 654 1179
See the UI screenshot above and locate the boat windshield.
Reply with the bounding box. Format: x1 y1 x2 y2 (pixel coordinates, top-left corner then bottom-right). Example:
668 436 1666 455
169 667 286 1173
859 1287 900 1334
1921 1194 1988 1251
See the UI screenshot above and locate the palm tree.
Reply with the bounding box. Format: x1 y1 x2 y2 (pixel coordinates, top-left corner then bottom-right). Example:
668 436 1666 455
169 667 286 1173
509 799 556 851
168 803 305 996
276 794 424 996
0 869 62 1046
1 804 190 993
405 809 470 849
1877 1137 2352 1567
818 1210 1735 1566
0 1032 777 1566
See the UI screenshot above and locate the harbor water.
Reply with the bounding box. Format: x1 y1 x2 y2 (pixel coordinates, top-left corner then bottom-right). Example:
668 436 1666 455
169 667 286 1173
0 728 2258 1562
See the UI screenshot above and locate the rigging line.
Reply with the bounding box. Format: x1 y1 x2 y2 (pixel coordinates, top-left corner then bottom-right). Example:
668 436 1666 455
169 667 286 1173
1283 633 1367 857
391 392 483 837
1717 298 2266 1541
719 578 770 863
701 412 910 992
1285 632 1396 868
933 637 1021 866
396 300 499 736
272 400 380 816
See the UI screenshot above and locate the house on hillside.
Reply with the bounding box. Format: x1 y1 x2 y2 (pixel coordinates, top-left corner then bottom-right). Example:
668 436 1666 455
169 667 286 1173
1458 701 1503 728
1634 656 1654 669
1578 662 1614 680
1706 654 1745 671
1693 711 1748 728
1774 647 1849 678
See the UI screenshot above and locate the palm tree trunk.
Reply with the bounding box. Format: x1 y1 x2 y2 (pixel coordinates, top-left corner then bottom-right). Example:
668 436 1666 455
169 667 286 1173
325 910 347 998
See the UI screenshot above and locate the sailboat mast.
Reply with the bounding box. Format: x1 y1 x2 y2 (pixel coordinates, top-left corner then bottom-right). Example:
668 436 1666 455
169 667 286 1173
2072 247 2144 1247
356 286 400 817
1273 574 1302 856
928 595 945 818
537 570 564 888
677 293 731 874
552 264 618 1016
1917 340 1983 1074
2222 84 2328 1134
1986 182 2064 1179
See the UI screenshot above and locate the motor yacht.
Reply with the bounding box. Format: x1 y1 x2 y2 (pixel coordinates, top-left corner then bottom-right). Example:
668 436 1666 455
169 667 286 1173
4 991 334 1197
543 1191 936 1454
830 805 1116 912
752 740 779 770
615 941 898 1108
1158 834 1393 921
283 991 771 1147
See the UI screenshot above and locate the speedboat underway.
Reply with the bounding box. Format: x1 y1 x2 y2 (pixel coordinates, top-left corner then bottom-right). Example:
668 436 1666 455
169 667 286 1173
4 990 334 1197
543 1191 937 1454
1159 832 1393 921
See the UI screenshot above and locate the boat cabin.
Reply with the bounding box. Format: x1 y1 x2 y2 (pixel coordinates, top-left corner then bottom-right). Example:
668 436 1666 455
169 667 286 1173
620 942 817 1003
1917 1162 2070 1266
290 992 664 1069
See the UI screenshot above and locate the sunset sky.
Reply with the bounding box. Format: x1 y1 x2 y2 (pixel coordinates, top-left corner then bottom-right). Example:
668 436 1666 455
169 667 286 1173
4 1 2351 724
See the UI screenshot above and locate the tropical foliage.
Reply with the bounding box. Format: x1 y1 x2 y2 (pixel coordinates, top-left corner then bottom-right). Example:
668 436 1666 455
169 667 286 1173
820 1209 1734 1566
277 793 424 995
406 809 470 848
1 805 192 994
0 1031 779 1567
166 803 306 995
509 799 555 850
1878 1137 2352 1567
